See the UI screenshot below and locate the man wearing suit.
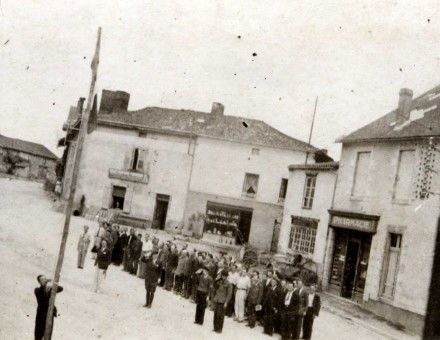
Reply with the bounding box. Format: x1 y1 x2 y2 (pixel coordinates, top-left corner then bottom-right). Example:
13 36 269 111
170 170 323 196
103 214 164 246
280 279 300 340
246 270 263 328
212 270 233 333
302 283 321 340
194 267 213 325
77 225 91 269
124 228 135 272
131 233 143 275
262 278 280 336
34 275 63 340
292 278 308 340
141 251 161 308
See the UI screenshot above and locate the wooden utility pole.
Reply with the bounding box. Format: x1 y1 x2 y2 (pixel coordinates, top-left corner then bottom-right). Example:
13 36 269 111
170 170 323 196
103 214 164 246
305 96 318 165
44 27 101 340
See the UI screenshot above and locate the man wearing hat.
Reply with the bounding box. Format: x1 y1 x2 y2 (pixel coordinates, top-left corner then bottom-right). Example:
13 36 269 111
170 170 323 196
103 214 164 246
212 270 233 333
194 267 213 325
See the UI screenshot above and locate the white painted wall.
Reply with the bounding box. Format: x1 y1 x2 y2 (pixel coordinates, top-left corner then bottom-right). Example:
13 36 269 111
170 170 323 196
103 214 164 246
333 141 439 315
190 137 310 205
278 169 337 267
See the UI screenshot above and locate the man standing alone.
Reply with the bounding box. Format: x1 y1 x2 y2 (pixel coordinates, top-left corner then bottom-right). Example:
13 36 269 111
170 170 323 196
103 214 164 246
34 274 63 340
212 270 232 334
302 283 321 340
94 240 111 293
77 225 91 269
141 251 161 308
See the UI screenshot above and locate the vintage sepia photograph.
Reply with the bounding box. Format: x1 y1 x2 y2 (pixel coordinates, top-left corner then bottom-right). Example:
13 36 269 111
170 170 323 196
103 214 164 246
1 1 440 339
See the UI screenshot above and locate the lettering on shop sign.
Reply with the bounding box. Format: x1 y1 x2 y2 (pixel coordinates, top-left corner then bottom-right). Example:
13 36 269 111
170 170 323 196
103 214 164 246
330 215 377 233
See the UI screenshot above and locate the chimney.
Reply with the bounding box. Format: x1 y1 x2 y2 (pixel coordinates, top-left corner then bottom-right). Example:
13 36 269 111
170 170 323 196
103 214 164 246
396 88 413 125
211 102 225 116
99 90 130 114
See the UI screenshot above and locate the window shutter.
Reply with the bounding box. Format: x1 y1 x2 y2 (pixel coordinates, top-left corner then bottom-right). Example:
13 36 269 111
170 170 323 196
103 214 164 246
122 150 131 170
136 149 148 171
102 186 112 209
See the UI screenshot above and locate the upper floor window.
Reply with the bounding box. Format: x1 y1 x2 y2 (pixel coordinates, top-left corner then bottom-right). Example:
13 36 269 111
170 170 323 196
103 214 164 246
243 173 259 198
131 148 146 171
278 178 288 203
352 151 371 197
302 174 316 209
393 150 416 201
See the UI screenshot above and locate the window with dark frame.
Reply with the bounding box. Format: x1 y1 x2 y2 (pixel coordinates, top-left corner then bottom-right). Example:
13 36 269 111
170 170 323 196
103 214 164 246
302 174 317 209
242 173 259 198
288 216 318 255
278 178 288 202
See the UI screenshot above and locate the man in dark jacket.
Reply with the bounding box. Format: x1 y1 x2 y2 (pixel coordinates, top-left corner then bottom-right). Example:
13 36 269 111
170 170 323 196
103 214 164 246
141 251 161 308
130 234 143 275
165 244 178 290
280 279 300 340
291 278 308 340
262 278 281 336
94 239 112 293
212 270 233 334
124 228 136 272
194 267 213 325
247 270 263 328
34 274 63 340
302 283 321 340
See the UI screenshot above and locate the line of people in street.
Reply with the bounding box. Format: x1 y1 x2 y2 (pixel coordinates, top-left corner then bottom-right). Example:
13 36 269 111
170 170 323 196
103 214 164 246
78 222 321 340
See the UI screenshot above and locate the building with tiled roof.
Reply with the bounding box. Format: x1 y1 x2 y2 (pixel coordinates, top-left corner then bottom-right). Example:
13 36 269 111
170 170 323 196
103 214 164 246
62 89 332 252
322 85 439 335
0 134 57 181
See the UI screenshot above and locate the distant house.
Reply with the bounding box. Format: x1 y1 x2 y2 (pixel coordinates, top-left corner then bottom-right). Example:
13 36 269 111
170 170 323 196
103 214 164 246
0 134 58 181
61 89 331 251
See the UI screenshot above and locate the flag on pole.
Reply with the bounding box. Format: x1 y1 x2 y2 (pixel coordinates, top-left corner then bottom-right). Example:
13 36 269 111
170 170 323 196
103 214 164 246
90 27 101 81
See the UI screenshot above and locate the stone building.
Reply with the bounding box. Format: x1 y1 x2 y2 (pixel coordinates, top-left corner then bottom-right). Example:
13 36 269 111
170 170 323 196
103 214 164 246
0 134 57 181
277 161 338 280
61 89 331 251
321 86 440 334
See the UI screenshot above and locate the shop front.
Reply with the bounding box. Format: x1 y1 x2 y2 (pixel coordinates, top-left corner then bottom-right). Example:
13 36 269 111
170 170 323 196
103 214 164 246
327 210 379 302
202 201 253 246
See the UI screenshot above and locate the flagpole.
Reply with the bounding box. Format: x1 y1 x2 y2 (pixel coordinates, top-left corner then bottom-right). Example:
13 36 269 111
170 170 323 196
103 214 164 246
44 27 101 340
305 96 318 165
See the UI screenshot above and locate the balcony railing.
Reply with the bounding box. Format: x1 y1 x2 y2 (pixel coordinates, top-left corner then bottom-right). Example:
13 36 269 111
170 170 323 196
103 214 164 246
108 168 148 183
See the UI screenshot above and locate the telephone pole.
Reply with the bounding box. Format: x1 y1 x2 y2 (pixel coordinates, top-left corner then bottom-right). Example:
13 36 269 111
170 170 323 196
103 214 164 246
44 27 101 340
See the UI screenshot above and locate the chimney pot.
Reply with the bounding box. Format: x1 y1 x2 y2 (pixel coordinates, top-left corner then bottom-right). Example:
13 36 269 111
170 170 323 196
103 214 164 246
211 102 225 116
396 88 413 125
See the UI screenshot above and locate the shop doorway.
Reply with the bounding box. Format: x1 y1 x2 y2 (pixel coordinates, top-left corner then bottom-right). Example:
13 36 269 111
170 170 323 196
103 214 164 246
342 238 361 298
112 186 126 210
237 210 252 244
152 194 170 230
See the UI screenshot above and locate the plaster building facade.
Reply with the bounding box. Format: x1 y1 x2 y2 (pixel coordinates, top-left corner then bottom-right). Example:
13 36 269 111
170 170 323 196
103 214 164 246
321 86 440 334
62 89 331 251
277 162 338 280
0 134 57 181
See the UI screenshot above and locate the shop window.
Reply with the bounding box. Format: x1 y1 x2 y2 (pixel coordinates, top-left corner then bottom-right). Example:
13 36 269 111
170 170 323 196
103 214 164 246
351 151 371 197
288 216 318 255
278 178 288 203
242 173 259 198
302 174 316 209
393 150 415 201
381 233 402 299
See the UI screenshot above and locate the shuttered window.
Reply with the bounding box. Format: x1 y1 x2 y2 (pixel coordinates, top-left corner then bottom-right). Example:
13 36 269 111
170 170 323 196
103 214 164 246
352 151 371 197
393 150 415 200
302 174 316 209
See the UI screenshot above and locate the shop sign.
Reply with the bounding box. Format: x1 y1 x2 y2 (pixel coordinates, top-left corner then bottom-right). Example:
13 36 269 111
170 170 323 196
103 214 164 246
330 215 377 233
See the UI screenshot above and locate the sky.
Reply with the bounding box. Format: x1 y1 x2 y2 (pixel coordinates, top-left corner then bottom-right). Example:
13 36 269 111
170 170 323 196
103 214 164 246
1 0 440 159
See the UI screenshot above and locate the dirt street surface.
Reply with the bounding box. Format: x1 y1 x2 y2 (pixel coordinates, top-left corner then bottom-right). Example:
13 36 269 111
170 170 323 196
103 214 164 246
0 179 420 340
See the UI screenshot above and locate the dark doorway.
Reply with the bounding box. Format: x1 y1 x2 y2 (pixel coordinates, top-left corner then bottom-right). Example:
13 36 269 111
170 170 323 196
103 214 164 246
237 210 253 245
152 194 170 230
112 186 126 210
342 238 361 298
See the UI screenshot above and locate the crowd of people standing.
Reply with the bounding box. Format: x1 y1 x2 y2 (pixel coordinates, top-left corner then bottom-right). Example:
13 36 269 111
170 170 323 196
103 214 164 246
77 222 321 340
